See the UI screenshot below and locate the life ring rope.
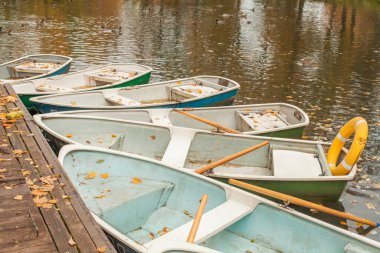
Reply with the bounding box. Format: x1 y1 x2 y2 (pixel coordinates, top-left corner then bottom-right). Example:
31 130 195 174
327 117 368 176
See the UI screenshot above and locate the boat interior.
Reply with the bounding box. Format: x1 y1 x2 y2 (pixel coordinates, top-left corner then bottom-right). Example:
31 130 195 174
42 117 332 178
13 64 148 93
34 76 235 107
0 55 68 80
62 148 378 253
63 105 307 132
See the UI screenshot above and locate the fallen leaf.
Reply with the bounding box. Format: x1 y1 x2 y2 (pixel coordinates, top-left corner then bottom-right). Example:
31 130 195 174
49 199 58 204
97 246 107 253
63 195 71 199
96 159 104 164
12 149 25 157
4 185 13 190
14 195 23 200
21 169 31 176
68 237 76 246
31 189 49 196
111 134 117 138
131 177 142 184
100 173 109 179
340 221 347 226
85 171 96 179
148 232 155 239
66 134 73 138
366 203 377 210
150 135 156 140
94 195 106 199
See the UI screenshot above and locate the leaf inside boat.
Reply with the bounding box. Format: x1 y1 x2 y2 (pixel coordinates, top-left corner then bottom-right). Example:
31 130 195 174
85 171 97 179
131 177 142 184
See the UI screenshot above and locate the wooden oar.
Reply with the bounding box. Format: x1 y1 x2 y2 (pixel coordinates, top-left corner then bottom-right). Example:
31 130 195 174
194 141 269 174
173 109 240 134
229 179 379 227
186 194 208 243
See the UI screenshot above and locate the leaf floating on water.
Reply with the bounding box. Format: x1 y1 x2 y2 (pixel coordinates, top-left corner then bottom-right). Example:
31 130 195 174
68 237 77 246
97 247 107 253
131 177 142 184
14 195 23 200
85 171 97 179
96 159 104 164
100 173 109 179
309 208 318 214
148 232 155 239
66 134 73 138
365 203 377 210
339 221 347 226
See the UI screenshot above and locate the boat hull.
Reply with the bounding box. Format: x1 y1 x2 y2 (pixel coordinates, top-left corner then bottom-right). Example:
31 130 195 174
21 71 151 109
214 177 347 203
104 231 137 253
33 87 238 113
257 125 306 139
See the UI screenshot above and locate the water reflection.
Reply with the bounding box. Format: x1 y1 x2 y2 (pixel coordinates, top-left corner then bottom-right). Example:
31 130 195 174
1 0 379 241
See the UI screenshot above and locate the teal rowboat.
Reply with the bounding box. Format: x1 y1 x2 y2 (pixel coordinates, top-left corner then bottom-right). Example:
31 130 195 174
34 115 357 202
58 144 380 253
49 103 309 139
29 76 240 113
12 63 152 108
0 54 72 84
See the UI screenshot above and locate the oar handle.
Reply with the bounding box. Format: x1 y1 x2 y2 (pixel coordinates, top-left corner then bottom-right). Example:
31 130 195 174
186 194 208 243
195 141 269 174
173 109 240 134
228 179 378 227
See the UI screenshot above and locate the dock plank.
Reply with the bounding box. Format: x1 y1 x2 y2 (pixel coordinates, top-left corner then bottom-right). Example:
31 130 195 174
0 84 116 253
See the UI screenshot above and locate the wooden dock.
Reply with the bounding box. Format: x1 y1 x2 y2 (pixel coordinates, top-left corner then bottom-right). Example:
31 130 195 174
0 84 116 253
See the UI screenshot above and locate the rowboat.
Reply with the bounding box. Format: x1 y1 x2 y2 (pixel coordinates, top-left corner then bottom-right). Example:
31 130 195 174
48 103 309 138
58 144 380 253
0 54 72 84
29 76 240 113
34 115 357 202
11 63 153 108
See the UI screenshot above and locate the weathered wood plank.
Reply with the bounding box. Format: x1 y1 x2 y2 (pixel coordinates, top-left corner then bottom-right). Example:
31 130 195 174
0 84 116 253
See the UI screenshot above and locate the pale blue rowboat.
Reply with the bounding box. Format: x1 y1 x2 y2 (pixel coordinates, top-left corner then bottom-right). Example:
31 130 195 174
47 103 309 139
29 76 240 113
34 115 355 202
11 63 153 108
0 54 72 83
58 144 380 253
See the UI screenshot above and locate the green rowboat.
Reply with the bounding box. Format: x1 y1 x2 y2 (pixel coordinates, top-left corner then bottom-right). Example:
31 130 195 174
34 115 357 202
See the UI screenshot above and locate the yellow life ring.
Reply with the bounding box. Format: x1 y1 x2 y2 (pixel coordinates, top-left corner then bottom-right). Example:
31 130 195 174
327 117 368 176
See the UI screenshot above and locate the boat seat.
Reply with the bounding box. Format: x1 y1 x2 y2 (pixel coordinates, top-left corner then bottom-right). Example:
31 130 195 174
161 127 195 168
82 177 174 234
144 193 255 247
104 94 141 106
149 110 172 126
236 110 288 132
34 84 75 92
272 150 322 177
